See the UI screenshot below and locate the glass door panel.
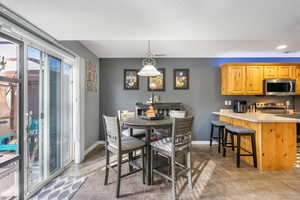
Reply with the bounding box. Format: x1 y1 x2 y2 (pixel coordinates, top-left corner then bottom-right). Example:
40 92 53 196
62 63 72 165
27 46 44 190
48 55 61 174
0 35 21 200
0 39 18 79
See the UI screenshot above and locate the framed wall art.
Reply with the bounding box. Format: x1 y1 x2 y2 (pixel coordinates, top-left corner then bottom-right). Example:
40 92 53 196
147 68 165 91
123 69 139 90
173 69 189 90
86 60 98 92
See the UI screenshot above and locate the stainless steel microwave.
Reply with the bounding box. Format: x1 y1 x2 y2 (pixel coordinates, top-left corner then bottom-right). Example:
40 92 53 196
264 79 296 96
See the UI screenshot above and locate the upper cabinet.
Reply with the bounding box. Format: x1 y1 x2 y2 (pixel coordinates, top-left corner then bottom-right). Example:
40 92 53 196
221 63 300 95
278 66 294 79
263 66 278 78
295 66 300 94
245 66 263 95
227 66 245 94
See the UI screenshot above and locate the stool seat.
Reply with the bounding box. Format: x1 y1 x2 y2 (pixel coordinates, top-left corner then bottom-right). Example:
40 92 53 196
225 125 255 134
210 120 227 153
211 120 228 127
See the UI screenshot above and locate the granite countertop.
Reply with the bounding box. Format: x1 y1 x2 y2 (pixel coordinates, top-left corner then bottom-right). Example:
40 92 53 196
212 111 300 123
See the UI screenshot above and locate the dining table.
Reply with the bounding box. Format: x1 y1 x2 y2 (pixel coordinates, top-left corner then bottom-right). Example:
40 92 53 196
124 117 172 185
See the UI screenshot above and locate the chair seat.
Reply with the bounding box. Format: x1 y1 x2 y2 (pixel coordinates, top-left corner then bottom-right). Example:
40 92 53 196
151 137 187 155
110 136 145 152
225 125 255 134
151 137 173 154
153 129 170 137
211 120 227 127
122 128 146 137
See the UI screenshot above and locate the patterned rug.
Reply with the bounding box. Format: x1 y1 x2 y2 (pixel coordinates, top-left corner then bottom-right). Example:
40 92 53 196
30 176 87 200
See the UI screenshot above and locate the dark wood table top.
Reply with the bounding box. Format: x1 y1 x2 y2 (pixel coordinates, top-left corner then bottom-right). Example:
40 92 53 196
124 117 172 128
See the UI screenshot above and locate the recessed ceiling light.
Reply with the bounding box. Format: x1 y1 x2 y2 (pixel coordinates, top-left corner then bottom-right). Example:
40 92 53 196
276 44 288 50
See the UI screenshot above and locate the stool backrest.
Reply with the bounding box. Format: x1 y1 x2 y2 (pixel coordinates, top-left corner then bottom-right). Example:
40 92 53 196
171 116 193 152
103 115 121 149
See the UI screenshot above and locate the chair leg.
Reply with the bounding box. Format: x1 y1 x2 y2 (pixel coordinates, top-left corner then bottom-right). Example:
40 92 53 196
218 128 222 153
236 134 241 168
150 149 154 185
187 148 193 191
128 129 134 172
142 148 145 184
171 153 177 200
230 133 235 151
128 152 133 172
251 134 258 168
104 148 110 185
116 152 122 198
209 124 214 147
168 157 171 176
223 129 228 157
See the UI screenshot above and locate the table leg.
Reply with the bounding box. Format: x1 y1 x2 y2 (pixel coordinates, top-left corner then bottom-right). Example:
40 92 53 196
146 128 152 185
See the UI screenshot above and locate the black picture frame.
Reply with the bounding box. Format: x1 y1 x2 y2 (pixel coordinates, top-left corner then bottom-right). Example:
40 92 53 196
147 68 165 91
173 69 189 90
123 69 139 90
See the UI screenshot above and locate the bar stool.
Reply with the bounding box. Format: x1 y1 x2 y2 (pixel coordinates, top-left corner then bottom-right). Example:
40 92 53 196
224 125 257 168
210 120 228 153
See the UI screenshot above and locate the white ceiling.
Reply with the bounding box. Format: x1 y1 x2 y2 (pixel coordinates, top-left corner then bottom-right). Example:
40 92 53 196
81 40 300 58
2 0 300 57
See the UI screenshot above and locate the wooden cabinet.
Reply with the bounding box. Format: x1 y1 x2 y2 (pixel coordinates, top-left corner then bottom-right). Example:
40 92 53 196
295 66 300 94
222 66 245 95
221 65 228 94
263 66 278 79
221 63 300 95
245 66 263 95
278 66 293 78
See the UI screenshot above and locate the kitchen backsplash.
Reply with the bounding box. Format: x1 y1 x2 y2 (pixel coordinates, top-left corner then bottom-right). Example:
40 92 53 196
222 95 296 109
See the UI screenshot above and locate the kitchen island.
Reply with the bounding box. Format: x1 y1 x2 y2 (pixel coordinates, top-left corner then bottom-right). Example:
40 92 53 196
213 112 299 170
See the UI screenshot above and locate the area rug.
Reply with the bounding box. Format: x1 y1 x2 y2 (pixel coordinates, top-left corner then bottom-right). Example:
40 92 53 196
30 176 87 200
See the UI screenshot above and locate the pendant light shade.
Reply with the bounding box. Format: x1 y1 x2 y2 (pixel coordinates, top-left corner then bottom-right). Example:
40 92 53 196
138 63 161 76
138 40 161 77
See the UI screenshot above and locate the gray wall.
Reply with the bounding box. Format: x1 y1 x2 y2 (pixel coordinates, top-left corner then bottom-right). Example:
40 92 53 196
100 57 300 141
60 41 100 150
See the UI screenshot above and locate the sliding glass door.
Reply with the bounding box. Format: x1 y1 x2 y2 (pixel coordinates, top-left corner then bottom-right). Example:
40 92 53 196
48 55 62 174
0 33 24 200
25 48 74 196
62 63 73 165
26 46 44 190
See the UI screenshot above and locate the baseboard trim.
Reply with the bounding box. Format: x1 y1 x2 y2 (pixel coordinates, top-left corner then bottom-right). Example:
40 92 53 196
84 141 105 156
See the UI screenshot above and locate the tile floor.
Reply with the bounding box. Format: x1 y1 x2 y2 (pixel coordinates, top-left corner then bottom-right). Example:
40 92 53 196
64 145 300 200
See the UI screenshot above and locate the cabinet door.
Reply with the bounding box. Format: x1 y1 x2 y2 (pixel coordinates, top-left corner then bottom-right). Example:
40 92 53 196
221 66 228 95
295 67 300 94
246 66 263 94
278 66 292 78
227 66 245 94
263 66 278 79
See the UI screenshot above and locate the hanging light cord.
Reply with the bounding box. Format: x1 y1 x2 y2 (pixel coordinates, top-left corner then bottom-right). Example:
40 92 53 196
146 40 153 58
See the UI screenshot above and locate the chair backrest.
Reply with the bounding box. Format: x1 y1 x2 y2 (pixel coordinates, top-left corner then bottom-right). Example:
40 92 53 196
171 117 193 152
117 110 136 128
169 110 187 118
103 115 121 149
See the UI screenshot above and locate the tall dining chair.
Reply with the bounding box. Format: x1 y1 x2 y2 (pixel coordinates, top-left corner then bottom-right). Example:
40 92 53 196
103 115 146 198
118 110 146 138
151 116 194 200
154 110 187 138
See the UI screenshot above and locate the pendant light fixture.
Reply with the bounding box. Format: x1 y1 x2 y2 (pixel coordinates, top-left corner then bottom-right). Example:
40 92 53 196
138 40 161 77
